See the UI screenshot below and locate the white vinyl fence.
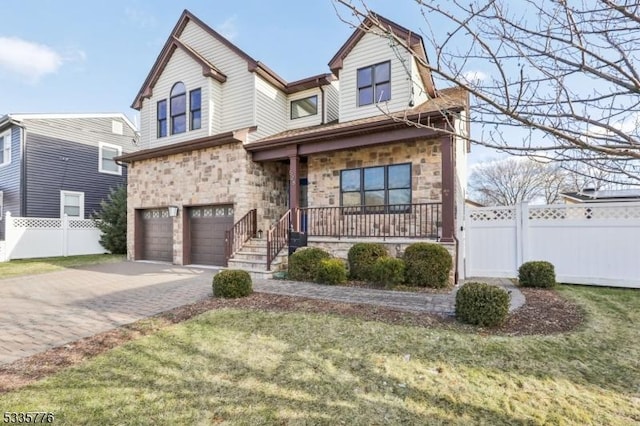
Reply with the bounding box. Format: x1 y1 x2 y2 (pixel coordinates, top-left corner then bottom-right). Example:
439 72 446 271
2 212 106 261
465 202 640 288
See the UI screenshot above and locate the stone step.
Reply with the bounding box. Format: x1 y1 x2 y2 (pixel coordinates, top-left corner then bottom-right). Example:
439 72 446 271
233 251 268 261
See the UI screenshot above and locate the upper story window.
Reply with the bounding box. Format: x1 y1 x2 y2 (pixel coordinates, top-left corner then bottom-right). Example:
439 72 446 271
170 82 187 135
291 95 318 119
157 100 167 138
340 163 411 212
0 131 11 167
99 142 122 175
190 89 201 130
357 61 391 106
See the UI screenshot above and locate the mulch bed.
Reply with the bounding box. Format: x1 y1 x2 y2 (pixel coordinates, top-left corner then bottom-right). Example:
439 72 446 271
0 287 584 394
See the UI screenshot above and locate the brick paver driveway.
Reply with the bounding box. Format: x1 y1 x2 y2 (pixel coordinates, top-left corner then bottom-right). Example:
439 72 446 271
0 262 214 365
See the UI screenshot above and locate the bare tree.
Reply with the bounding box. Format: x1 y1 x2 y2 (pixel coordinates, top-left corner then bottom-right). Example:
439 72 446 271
469 158 571 205
334 1 640 183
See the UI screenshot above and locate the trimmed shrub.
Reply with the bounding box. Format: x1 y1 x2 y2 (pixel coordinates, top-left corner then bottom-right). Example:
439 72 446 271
370 257 405 288
518 261 556 288
347 243 388 281
455 282 510 327
403 243 452 288
316 258 348 285
212 270 252 298
288 247 331 281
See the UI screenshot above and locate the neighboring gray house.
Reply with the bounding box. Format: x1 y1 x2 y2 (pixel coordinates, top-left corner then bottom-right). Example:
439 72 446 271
561 189 640 204
0 113 138 240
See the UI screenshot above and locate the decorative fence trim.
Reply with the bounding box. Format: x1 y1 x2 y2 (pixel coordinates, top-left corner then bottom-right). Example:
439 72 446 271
464 202 640 288
3 212 106 261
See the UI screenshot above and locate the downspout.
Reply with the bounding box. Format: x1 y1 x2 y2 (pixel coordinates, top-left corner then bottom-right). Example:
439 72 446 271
319 82 326 125
20 127 27 216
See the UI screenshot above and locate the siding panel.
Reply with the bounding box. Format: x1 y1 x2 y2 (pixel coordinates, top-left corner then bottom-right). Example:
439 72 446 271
250 76 287 142
25 134 127 219
286 88 323 131
0 126 22 240
139 48 212 149
339 32 413 122
21 116 137 150
180 21 255 134
326 81 340 123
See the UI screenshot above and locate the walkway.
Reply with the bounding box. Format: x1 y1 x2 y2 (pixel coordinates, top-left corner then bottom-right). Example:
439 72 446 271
0 262 212 365
254 276 524 315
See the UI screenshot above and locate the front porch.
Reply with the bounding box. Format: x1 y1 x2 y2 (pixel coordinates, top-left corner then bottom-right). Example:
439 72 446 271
225 201 445 276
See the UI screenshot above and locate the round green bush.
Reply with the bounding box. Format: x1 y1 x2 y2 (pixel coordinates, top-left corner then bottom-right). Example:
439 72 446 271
403 243 452 288
455 282 510 327
288 247 331 281
370 257 405 288
347 243 388 281
212 270 253 298
316 258 348 285
518 261 556 288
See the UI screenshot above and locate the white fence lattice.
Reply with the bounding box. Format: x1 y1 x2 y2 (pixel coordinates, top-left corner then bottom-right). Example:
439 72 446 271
464 202 640 288
2 212 106 261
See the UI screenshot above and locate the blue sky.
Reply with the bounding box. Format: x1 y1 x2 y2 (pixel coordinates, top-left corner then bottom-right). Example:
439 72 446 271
0 0 495 162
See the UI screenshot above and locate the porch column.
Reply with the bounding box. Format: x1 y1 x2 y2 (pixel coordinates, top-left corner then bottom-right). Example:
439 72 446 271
289 154 300 232
440 135 455 243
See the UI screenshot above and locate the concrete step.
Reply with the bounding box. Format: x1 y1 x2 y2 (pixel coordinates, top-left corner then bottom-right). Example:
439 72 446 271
233 251 268 261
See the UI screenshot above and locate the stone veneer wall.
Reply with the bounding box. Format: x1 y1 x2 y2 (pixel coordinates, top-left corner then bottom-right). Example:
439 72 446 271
126 142 288 263
306 138 442 208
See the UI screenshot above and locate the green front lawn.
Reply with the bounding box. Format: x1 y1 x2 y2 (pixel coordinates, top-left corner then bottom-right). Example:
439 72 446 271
0 285 638 424
0 254 125 280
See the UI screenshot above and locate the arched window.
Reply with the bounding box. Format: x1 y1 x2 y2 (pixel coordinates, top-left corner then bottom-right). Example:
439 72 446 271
170 82 186 134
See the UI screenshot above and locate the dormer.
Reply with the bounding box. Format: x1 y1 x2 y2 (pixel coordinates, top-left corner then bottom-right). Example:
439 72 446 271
328 13 436 123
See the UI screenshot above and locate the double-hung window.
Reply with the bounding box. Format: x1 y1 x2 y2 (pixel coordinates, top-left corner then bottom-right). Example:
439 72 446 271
357 61 391 106
157 100 167 138
190 88 201 130
340 163 411 212
60 191 84 218
99 142 122 175
0 131 11 167
170 82 187 134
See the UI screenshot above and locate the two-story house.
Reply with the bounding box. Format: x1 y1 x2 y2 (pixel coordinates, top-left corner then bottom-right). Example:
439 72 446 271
0 113 138 240
120 10 469 281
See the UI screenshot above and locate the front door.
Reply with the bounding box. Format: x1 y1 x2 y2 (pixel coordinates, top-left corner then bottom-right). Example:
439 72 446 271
299 178 308 232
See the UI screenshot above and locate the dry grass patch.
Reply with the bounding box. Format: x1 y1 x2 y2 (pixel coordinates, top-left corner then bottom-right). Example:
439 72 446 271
0 286 637 424
0 254 124 280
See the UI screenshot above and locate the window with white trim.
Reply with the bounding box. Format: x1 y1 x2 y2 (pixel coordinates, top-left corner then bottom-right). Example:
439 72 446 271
0 130 11 167
60 191 84 218
99 142 122 175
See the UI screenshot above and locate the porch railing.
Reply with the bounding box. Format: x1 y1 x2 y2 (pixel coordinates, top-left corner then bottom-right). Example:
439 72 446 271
224 209 257 262
266 210 291 271
297 203 441 240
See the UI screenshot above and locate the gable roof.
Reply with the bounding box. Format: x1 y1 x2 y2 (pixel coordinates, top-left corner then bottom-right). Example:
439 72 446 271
328 12 436 98
1 113 137 132
247 86 467 149
561 189 640 203
131 10 335 110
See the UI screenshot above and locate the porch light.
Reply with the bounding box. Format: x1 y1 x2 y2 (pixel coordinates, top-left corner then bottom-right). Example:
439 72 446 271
258 229 263 239
168 205 179 217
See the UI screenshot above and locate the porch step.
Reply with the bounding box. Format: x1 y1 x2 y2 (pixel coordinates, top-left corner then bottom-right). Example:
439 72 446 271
227 237 288 275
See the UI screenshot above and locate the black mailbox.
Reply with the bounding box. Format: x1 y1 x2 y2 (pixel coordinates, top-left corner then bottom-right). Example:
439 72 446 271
288 231 308 255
